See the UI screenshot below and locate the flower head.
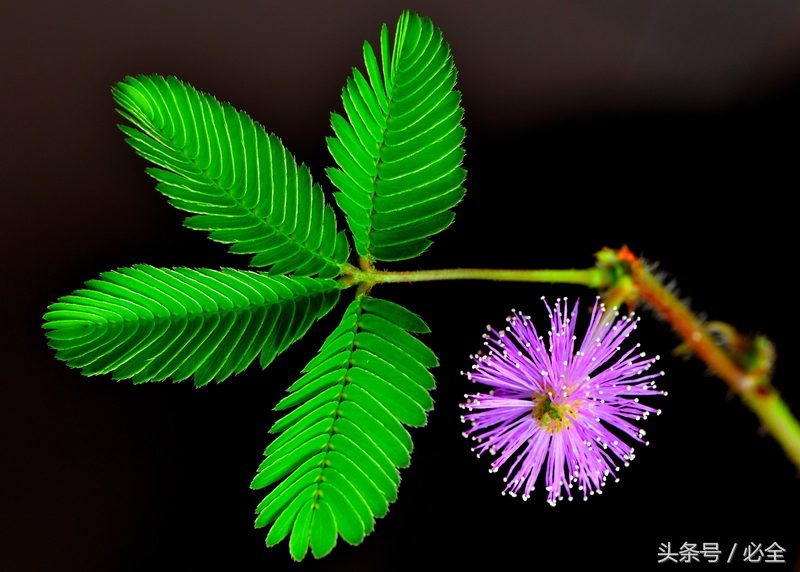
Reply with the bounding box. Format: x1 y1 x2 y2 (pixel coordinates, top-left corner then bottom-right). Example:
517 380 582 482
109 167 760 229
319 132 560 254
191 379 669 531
460 297 665 505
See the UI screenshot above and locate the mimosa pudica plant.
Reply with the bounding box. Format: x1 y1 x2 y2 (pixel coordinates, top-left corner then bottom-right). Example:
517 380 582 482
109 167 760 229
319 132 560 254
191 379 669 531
42 10 799 562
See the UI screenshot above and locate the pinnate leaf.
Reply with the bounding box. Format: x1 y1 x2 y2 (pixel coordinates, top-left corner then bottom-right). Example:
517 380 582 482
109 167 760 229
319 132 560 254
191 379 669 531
114 75 350 278
252 294 437 560
43 265 340 386
326 11 466 263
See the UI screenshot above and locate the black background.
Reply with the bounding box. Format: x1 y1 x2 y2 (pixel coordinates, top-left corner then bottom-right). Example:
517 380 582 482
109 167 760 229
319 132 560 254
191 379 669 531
3 1 799 570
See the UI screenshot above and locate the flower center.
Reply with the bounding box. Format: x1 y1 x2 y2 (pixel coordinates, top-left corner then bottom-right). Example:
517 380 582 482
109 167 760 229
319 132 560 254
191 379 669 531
531 393 577 434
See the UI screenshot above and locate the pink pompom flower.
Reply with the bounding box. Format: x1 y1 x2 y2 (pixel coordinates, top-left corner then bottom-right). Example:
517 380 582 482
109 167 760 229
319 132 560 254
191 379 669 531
461 297 665 504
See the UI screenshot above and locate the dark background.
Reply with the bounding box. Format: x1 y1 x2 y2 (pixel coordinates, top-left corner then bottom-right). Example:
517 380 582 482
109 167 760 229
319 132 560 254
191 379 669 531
3 1 799 570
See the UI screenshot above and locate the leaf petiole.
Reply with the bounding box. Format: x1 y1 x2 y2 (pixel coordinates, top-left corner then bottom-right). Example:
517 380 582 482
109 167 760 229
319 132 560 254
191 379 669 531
343 266 611 289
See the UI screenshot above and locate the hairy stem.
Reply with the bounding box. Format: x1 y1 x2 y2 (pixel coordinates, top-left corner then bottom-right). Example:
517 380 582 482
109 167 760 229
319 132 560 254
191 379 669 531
601 246 800 469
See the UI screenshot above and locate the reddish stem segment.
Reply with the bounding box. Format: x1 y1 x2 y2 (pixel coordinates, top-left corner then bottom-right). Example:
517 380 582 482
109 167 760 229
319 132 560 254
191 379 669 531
601 246 800 469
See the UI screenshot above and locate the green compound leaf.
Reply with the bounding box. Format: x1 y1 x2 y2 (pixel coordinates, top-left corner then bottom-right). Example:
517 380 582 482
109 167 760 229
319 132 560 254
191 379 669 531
252 295 437 560
113 75 350 278
326 10 466 264
42 265 340 386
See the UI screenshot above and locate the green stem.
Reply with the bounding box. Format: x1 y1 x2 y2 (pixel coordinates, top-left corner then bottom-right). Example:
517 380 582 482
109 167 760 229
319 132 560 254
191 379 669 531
346 266 611 288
